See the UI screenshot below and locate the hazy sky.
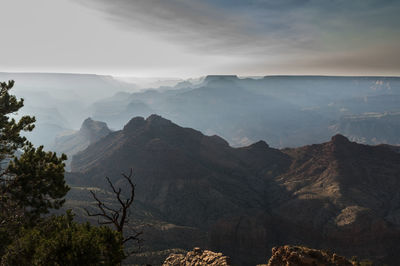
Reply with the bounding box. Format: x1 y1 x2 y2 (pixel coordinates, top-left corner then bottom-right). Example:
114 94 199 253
1 0 399 77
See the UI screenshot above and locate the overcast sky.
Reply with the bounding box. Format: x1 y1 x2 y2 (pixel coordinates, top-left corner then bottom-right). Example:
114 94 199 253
1 0 399 77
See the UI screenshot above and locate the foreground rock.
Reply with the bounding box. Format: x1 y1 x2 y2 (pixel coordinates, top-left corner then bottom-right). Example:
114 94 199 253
163 247 230 266
267 246 354 266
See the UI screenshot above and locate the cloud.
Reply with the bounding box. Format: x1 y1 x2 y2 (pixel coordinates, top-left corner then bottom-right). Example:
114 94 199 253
81 0 399 75
76 0 400 56
74 0 318 55
2 0 399 76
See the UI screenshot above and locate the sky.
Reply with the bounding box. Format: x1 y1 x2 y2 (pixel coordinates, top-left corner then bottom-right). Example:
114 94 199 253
0 0 399 78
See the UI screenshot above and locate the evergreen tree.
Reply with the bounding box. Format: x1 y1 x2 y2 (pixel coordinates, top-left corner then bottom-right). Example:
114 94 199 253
0 80 125 265
1 211 125 266
0 80 35 164
0 80 69 252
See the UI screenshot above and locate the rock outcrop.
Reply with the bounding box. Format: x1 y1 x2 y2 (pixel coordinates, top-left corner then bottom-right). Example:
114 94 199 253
163 247 230 266
267 246 354 266
51 118 111 168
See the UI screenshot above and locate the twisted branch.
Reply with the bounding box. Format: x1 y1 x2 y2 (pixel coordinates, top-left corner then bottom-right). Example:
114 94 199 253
85 168 143 249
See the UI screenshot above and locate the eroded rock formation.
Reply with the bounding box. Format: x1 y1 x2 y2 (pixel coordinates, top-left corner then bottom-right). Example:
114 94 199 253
267 246 354 266
163 247 230 266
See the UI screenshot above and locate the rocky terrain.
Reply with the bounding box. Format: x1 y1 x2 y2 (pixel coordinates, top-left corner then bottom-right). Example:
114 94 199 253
161 245 357 266
51 118 111 169
66 115 400 265
163 247 231 266
267 246 355 266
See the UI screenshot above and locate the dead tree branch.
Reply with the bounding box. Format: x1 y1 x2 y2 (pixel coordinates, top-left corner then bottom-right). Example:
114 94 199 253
85 168 143 249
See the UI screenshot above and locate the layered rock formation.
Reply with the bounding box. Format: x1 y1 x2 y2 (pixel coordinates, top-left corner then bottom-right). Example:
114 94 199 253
163 247 230 266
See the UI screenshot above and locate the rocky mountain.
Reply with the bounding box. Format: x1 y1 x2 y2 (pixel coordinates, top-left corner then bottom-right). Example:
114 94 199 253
67 115 400 265
91 75 400 148
266 134 400 263
70 114 290 229
51 118 111 169
5 74 400 149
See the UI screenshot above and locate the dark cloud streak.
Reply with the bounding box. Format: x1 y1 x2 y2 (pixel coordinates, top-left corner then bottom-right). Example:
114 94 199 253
76 0 400 74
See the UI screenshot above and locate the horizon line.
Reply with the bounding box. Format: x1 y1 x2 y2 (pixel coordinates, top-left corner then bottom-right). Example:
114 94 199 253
1 71 400 79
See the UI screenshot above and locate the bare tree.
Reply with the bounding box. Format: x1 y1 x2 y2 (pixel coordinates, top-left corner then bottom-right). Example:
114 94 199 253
85 169 143 251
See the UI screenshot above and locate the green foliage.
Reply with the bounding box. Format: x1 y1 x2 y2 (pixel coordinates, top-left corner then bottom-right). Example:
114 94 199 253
0 80 69 255
0 80 69 223
0 81 128 265
6 145 69 222
1 210 125 266
0 80 35 163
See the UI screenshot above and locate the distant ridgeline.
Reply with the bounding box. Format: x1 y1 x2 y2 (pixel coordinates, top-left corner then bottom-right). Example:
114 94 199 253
65 115 400 266
90 75 400 148
2 72 400 150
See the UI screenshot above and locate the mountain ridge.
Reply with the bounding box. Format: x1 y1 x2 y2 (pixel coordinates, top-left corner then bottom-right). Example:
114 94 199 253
67 115 400 265
90 75 400 148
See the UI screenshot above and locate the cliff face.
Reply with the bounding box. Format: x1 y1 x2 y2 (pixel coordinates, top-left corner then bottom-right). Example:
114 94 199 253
68 115 400 265
78 118 111 143
52 118 110 156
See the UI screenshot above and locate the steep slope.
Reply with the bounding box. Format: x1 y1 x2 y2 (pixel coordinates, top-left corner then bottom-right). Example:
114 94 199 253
273 134 400 263
52 118 111 168
71 114 290 228
68 116 400 265
208 135 400 265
